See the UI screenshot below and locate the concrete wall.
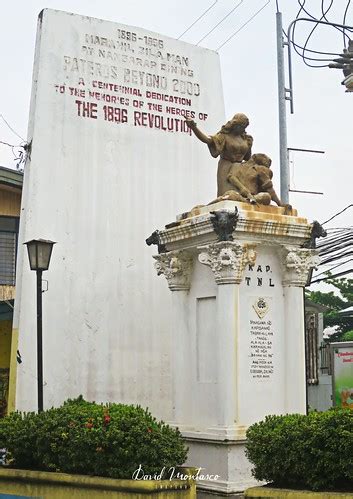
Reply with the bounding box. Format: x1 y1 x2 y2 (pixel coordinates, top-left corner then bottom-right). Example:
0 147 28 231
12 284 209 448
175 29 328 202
13 9 225 418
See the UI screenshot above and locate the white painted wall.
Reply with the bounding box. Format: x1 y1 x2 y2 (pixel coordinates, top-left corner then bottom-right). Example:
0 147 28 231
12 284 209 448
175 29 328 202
238 246 286 425
14 9 225 418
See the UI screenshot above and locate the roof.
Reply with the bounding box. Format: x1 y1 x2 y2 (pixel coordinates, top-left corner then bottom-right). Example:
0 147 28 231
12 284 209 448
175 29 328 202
305 298 329 313
0 166 23 189
337 306 353 317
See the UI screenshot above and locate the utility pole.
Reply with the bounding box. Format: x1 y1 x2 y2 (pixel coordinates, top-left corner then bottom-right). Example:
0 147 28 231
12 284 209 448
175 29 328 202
276 11 290 204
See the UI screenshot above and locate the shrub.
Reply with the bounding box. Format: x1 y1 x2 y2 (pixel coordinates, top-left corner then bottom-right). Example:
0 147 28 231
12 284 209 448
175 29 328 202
0 396 188 479
245 409 353 491
342 330 353 341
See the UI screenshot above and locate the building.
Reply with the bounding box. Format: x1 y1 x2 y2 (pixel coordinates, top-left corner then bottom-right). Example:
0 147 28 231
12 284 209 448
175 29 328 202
0 166 23 416
305 298 333 411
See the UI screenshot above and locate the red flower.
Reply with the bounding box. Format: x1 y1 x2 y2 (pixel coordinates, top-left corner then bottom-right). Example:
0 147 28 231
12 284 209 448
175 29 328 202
147 427 152 433
104 415 111 425
85 422 93 429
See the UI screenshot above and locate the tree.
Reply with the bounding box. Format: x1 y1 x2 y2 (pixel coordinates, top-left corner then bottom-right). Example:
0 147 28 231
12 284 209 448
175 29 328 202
306 276 353 342
341 330 353 341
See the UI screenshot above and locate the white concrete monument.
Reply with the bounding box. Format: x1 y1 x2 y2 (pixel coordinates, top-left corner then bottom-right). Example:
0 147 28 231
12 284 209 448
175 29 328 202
152 201 319 497
11 9 225 417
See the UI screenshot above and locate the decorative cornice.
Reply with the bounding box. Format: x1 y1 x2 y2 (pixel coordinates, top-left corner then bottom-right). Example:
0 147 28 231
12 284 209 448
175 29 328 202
153 251 193 291
158 204 312 252
281 246 320 287
198 242 257 285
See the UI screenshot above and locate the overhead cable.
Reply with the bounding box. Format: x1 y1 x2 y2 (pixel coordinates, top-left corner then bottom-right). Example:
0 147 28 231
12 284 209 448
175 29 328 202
0 114 25 142
196 0 243 45
322 204 353 225
177 1 218 39
216 0 270 51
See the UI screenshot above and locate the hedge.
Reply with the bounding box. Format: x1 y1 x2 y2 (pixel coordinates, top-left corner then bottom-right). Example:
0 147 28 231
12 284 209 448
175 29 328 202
0 396 188 479
245 409 353 491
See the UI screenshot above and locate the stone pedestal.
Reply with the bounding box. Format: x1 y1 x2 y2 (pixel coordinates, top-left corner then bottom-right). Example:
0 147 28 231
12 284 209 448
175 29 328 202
152 201 319 497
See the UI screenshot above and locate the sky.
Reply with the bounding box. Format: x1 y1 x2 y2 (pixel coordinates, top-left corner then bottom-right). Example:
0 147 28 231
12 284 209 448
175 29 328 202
0 0 352 287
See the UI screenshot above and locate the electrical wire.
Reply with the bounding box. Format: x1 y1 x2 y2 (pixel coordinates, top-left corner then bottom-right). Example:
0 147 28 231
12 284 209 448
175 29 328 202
300 0 334 67
343 0 352 48
289 16 332 65
289 40 341 57
0 139 27 171
322 205 353 225
177 1 218 39
0 114 25 142
281 0 353 68
321 0 345 39
311 268 353 284
313 259 353 279
216 0 270 51
0 140 18 148
196 0 243 45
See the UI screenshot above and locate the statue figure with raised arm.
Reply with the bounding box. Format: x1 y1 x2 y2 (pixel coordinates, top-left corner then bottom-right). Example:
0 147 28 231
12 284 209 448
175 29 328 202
185 113 253 198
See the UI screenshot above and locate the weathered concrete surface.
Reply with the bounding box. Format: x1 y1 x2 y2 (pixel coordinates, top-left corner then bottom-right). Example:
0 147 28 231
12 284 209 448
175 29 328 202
0 468 196 498
245 486 353 498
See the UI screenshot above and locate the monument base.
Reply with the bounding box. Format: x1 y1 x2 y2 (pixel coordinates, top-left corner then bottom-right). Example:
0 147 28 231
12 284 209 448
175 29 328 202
151 201 319 496
186 438 258 496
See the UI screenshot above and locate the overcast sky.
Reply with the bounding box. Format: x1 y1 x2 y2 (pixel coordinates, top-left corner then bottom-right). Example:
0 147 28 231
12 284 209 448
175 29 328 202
0 0 352 285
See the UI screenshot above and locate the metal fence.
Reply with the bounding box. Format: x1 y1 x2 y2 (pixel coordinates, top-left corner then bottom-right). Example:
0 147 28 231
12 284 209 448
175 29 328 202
319 342 332 375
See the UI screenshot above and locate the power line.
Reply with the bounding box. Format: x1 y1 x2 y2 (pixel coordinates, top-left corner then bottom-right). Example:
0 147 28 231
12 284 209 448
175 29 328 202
313 259 353 279
343 0 352 48
216 0 270 51
311 268 353 284
177 1 218 39
0 140 19 148
322 205 353 225
281 1 353 68
196 0 243 45
0 114 25 142
321 0 352 43
293 0 334 67
280 0 340 67
300 0 333 67
0 138 28 171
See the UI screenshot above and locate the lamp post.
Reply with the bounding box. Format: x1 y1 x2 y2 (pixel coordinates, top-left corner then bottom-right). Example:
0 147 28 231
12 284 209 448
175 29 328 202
24 239 55 412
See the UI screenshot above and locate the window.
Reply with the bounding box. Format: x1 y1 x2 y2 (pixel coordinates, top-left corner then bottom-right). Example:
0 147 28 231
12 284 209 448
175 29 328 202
0 216 19 286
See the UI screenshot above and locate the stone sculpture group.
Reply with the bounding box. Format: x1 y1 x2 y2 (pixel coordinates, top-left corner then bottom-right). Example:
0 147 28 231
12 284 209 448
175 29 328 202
185 113 291 210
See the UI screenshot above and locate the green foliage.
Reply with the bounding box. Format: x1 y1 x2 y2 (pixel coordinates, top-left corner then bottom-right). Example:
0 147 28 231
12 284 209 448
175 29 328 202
307 276 353 340
308 290 346 310
0 396 188 479
342 330 353 341
326 277 353 303
246 409 353 491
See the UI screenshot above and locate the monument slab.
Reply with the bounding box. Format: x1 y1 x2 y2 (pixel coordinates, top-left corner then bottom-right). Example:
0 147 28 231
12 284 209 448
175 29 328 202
12 9 225 419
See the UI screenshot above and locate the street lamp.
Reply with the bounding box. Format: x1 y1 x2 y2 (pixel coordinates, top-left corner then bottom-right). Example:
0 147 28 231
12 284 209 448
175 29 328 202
24 239 56 412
